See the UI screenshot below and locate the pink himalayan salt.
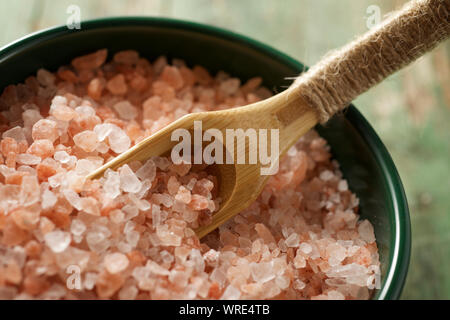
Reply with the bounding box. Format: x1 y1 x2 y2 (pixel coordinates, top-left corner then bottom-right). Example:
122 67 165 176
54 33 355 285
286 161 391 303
0 49 380 301
73 130 99 152
32 119 59 142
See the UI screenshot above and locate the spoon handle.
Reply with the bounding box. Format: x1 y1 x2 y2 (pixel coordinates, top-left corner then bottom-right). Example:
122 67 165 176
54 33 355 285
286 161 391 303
292 0 450 123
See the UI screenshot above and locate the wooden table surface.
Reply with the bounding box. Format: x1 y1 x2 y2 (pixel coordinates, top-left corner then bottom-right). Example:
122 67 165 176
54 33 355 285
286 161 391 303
0 0 449 300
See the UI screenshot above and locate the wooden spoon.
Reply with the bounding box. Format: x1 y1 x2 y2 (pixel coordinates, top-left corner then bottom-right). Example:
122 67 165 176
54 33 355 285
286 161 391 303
87 0 449 238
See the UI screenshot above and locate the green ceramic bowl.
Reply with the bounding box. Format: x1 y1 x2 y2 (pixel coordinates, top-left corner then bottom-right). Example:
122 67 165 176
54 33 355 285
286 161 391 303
0 17 410 300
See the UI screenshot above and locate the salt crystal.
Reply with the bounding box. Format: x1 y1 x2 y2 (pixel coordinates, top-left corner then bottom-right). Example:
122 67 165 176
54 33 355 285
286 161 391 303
123 204 139 220
104 252 129 274
93 123 114 141
70 219 86 236
41 188 57 210
299 242 313 255
22 109 43 128
293 279 306 290
108 126 131 154
320 170 334 181
135 159 156 182
44 230 71 253
32 119 59 142
3 126 26 142
338 180 348 192
358 220 376 243
285 233 300 247
250 261 275 283
220 285 241 300
126 230 140 247
113 101 138 120
118 285 138 300
104 169 121 199
152 204 161 227
75 105 96 117
54 151 70 164
19 175 40 207
119 164 142 193
17 153 41 165
73 130 99 153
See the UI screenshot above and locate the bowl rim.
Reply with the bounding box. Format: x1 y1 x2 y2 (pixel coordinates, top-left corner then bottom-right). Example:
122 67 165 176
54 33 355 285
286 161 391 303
0 16 411 300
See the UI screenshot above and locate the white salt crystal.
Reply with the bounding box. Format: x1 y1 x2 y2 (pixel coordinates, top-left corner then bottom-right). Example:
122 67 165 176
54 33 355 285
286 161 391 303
44 230 71 253
103 169 121 199
104 252 129 274
220 285 241 300
123 204 139 220
293 279 306 290
135 159 156 182
108 126 131 154
17 154 41 165
152 204 161 227
119 164 142 193
48 172 64 188
338 180 348 192
41 188 57 210
285 233 300 247
113 101 138 120
96 142 109 153
70 219 86 236
54 151 70 164
358 220 376 243
320 169 334 181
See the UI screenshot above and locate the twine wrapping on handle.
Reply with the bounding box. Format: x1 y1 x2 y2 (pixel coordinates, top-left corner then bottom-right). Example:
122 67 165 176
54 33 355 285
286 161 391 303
293 0 450 123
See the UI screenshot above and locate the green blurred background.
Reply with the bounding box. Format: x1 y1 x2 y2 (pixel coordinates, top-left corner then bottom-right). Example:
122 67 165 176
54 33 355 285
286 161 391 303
0 0 449 299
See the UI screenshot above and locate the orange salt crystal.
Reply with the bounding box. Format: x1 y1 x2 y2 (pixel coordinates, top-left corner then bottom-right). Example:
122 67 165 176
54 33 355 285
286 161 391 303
87 78 105 100
96 271 124 298
107 74 128 95
71 49 108 71
1 137 18 156
161 66 184 90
